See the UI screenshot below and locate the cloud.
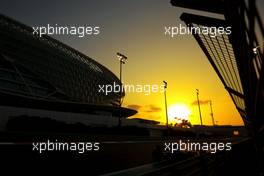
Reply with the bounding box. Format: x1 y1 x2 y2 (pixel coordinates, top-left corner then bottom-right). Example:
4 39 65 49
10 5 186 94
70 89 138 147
126 104 142 110
132 113 161 121
144 104 161 112
128 104 162 122
191 100 210 105
127 104 161 112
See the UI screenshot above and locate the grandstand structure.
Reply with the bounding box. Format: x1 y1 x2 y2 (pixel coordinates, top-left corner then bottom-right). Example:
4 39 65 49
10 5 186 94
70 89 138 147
0 14 136 129
171 0 264 165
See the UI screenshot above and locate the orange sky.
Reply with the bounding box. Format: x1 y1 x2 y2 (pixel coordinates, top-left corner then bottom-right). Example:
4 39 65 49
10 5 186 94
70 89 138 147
119 34 244 126
1 0 245 126
87 3 244 126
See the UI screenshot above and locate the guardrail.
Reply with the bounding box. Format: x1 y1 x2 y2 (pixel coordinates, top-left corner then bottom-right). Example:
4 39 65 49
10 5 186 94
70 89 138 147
101 137 252 176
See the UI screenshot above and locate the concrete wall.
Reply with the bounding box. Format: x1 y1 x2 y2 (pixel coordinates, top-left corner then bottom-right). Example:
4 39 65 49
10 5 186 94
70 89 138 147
0 105 119 131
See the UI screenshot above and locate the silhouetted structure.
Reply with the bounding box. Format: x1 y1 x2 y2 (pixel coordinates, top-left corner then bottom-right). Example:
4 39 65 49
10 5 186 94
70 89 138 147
0 14 137 130
171 0 264 173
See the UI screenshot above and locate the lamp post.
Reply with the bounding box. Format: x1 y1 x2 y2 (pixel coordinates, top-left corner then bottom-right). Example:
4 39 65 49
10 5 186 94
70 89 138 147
163 81 168 128
253 43 263 78
252 42 264 56
196 89 203 126
209 100 215 126
117 52 127 127
253 46 260 55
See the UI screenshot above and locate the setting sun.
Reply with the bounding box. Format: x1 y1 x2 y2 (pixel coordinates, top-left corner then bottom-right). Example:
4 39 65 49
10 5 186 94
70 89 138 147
168 104 191 123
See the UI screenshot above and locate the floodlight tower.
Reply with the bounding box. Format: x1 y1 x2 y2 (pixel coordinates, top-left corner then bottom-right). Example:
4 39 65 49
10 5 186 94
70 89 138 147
209 100 215 126
163 81 168 128
196 89 203 126
116 52 127 127
252 43 263 78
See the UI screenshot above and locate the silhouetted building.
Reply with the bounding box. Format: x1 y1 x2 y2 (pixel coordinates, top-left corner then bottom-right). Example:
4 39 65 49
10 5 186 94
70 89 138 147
171 0 264 173
0 14 137 130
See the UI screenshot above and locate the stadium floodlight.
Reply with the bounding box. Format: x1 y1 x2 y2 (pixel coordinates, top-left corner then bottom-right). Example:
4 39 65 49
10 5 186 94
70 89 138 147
117 52 127 64
209 100 215 126
117 52 127 81
117 52 127 127
253 42 264 55
163 81 167 88
163 81 168 128
196 89 203 126
253 47 259 55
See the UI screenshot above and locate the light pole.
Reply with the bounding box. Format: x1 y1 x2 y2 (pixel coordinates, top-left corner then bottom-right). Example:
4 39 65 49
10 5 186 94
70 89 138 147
117 52 127 127
196 89 203 126
163 81 168 128
253 45 262 77
252 42 264 56
209 100 215 126
253 46 260 55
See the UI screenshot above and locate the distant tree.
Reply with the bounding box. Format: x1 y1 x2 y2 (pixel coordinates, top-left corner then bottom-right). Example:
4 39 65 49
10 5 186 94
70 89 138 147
174 118 192 128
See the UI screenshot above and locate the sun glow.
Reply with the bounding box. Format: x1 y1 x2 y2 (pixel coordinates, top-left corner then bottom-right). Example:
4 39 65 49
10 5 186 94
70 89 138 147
168 104 191 123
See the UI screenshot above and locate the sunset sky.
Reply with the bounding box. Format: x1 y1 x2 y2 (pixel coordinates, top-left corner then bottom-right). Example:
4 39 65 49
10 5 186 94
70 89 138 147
2 0 260 126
